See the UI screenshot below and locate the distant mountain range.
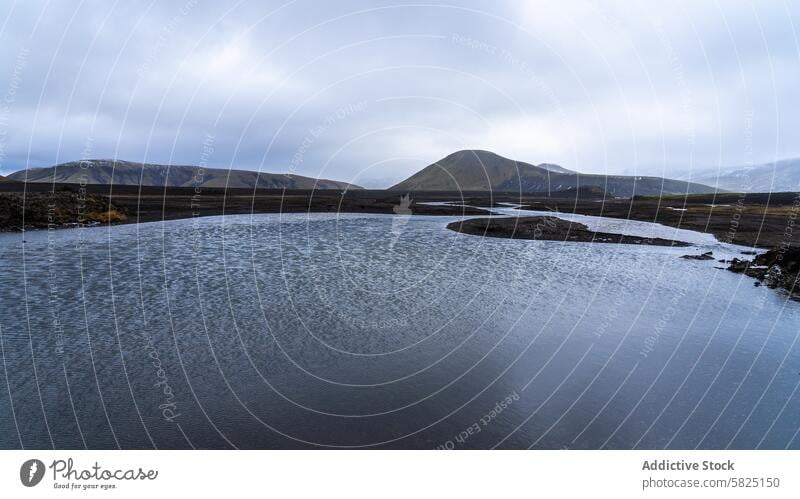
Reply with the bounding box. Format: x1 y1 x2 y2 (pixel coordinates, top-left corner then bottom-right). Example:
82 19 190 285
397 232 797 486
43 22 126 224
15 152 795 195
683 159 800 193
7 159 361 190
390 150 717 197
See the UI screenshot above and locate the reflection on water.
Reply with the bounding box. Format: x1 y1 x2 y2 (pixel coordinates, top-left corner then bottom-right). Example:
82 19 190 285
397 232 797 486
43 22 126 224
0 212 798 449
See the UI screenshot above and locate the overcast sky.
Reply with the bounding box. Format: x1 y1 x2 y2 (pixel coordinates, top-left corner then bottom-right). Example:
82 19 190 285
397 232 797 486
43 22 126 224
0 1 797 187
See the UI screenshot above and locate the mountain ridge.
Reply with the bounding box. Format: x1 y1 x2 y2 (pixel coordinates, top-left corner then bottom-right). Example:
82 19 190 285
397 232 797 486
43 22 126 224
8 159 361 190
684 158 800 193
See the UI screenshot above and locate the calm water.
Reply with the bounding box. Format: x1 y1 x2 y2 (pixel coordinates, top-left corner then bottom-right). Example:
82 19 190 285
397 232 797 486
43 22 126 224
0 209 799 449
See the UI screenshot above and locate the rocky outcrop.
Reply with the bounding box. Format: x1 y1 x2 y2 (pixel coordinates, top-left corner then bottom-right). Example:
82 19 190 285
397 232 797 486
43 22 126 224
727 247 800 295
0 192 127 231
681 251 714 260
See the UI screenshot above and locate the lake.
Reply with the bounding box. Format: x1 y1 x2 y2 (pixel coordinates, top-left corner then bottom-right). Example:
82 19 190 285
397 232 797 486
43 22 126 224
0 209 798 449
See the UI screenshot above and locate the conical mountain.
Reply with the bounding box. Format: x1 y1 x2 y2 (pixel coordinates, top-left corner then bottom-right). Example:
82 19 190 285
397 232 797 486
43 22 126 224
390 150 718 197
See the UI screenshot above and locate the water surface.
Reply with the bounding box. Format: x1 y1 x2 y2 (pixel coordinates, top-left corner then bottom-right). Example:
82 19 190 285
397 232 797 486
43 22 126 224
0 211 798 449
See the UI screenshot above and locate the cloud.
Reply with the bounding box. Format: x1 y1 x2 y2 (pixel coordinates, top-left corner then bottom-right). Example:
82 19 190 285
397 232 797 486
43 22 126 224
0 0 797 185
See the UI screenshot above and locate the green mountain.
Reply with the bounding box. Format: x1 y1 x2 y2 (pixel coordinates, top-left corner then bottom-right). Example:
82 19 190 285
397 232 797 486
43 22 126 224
390 150 718 197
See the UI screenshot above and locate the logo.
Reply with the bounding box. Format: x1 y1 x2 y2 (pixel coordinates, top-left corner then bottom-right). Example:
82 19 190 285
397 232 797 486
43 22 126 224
20 459 45 487
389 194 413 249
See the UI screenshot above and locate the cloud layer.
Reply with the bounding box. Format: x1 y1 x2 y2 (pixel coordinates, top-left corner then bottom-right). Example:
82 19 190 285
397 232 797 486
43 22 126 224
0 0 797 187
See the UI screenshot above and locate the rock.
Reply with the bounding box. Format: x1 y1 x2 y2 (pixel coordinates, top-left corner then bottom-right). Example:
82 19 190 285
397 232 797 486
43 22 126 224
727 248 800 297
681 251 714 260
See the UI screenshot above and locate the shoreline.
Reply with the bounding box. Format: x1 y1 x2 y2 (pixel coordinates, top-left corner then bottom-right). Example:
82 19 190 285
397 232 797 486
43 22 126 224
3 183 799 250
0 186 493 233
3 183 798 297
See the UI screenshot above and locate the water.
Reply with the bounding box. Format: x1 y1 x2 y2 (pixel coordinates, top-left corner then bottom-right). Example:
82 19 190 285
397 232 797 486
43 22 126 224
0 210 798 449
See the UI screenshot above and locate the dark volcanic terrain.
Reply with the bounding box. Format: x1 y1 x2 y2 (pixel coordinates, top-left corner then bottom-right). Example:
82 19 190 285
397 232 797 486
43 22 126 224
0 182 491 230
1 182 797 250
522 191 800 249
447 216 689 246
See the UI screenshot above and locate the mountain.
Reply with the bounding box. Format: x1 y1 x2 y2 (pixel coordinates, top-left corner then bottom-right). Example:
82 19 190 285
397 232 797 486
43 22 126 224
8 159 361 190
536 163 575 174
390 150 718 197
685 159 800 193
0 175 7 182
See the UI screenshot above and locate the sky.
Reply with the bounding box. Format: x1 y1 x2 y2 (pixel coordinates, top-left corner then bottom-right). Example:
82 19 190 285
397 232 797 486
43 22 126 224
0 0 797 187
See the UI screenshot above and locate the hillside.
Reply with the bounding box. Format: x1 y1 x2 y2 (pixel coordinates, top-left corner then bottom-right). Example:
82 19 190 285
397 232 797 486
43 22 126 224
686 158 800 193
390 150 718 197
8 159 361 190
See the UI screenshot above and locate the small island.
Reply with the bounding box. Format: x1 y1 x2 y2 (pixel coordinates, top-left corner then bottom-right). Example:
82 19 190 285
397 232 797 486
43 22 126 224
447 215 690 247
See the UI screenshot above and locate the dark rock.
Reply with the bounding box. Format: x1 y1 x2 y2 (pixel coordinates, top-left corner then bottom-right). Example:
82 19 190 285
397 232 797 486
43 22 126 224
727 248 800 297
681 251 714 260
0 191 128 230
